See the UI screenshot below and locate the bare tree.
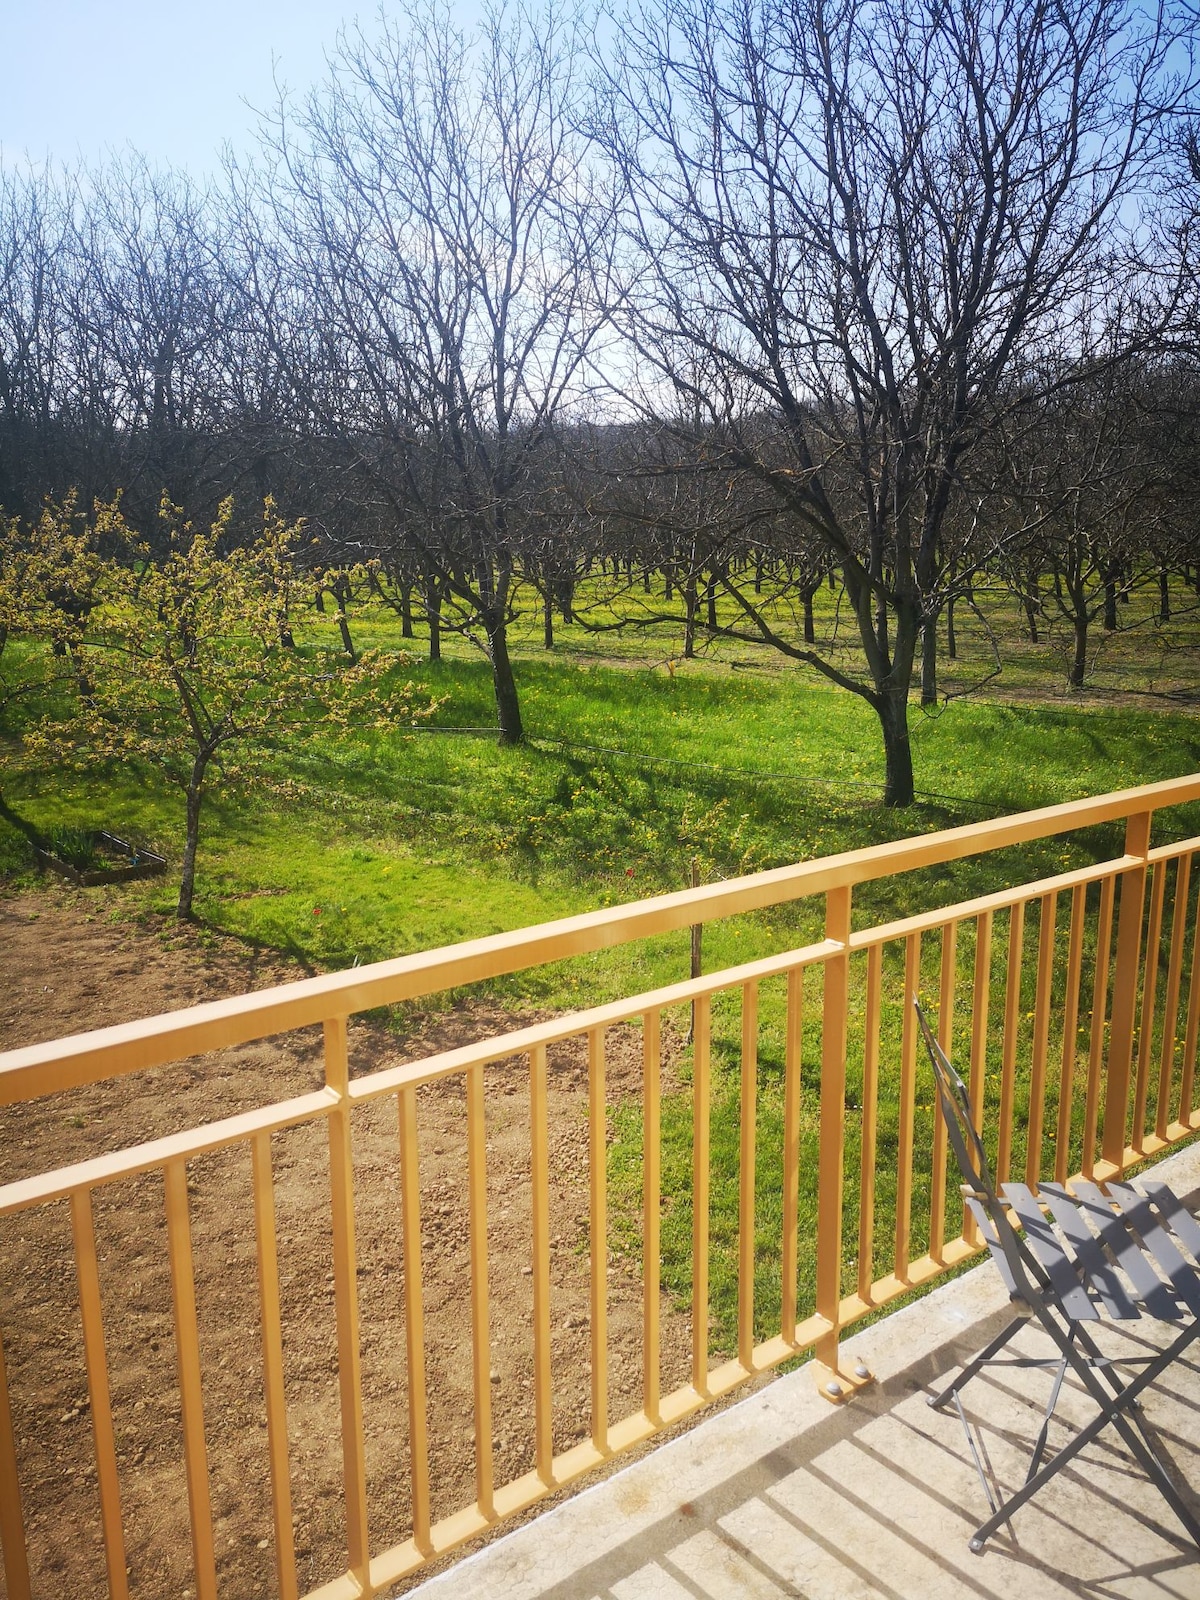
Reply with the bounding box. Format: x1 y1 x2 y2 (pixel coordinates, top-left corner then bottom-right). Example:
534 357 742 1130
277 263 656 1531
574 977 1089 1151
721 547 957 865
999 368 1158 687
246 0 617 742
596 0 1187 802
0 165 75 517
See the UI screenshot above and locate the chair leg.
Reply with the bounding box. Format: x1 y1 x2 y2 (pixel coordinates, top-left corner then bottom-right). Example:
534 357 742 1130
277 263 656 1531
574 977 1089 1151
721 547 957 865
1025 1328 1076 1485
966 1316 1200 1554
1104 1399 1200 1549
928 1312 1030 1411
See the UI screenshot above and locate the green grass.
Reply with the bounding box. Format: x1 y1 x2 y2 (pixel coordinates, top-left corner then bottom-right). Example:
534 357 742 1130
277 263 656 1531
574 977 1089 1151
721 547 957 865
3 581 1199 1354
6 632 1199 988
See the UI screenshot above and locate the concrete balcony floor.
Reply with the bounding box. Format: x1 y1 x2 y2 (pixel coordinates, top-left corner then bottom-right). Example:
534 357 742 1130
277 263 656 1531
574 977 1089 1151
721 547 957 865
412 1142 1200 1600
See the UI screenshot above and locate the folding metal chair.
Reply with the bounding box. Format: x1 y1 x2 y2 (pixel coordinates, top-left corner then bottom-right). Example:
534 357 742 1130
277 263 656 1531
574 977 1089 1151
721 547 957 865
915 1001 1200 1555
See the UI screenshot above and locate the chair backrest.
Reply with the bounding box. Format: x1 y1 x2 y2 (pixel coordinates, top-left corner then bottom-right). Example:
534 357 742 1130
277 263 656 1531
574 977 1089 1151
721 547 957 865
914 1001 995 1201
914 1000 1050 1306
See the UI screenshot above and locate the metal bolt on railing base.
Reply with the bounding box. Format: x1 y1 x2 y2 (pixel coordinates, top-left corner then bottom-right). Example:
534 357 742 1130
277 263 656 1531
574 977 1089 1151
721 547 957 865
813 1356 874 1404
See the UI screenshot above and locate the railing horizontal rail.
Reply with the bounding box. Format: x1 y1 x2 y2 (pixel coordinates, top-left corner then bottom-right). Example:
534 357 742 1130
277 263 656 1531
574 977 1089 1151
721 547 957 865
0 1089 337 1215
1149 834 1200 864
347 939 839 1103
846 854 1143 949
5 774 1199 1103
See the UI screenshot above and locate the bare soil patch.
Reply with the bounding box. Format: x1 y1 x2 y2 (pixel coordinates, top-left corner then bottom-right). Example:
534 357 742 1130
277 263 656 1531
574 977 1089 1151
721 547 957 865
0 887 695 1599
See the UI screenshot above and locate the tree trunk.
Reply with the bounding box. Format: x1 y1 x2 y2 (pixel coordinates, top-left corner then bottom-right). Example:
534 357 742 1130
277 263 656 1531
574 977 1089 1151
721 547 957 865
487 617 524 743
334 585 357 663
1025 565 1040 641
683 574 697 658
337 615 356 664
705 572 718 629
425 580 442 662
946 597 957 659
875 691 915 808
1070 614 1088 688
67 641 93 701
400 582 414 639
920 616 937 707
1104 576 1118 631
802 587 816 644
1159 567 1171 623
178 772 205 919
543 589 554 649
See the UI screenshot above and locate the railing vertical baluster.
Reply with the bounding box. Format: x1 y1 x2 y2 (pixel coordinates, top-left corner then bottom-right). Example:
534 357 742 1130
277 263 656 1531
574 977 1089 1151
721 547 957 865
323 1017 371 1593
1103 810 1153 1169
738 982 759 1370
1180 859 1200 1125
249 1133 298 1600
0 1312 31 1600
641 1013 661 1425
164 1159 218 1600
397 1085 432 1548
894 932 921 1283
1157 856 1191 1142
930 924 957 1260
691 995 711 1397
782 967 804 1339
466 1063 495 1518
588 1028 608 1451
815 886 853 1384
1133 859 1167 1150
1084 875 1116 1175
998 901 1026 1184
966 911 993 1246
1055 885 1087 1184
1026 891 1058 1187
857 947 881 1299
70 1189 128 1600
530 1044 555 1477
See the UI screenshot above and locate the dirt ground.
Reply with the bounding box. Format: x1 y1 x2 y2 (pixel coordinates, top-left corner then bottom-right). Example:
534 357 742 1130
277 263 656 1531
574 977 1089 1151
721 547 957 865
0 887 698 1599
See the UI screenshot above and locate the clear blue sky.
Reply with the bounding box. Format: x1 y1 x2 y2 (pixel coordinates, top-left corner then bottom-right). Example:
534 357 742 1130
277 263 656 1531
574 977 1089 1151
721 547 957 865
0 1 373 176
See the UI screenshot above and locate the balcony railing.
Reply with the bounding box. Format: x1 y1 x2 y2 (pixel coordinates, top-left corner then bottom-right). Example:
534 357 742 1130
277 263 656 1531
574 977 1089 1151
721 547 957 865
3 775 1200 1600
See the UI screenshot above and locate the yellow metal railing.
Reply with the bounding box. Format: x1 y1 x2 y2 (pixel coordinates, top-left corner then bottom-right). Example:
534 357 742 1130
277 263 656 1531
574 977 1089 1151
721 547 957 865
3 775 1200 1598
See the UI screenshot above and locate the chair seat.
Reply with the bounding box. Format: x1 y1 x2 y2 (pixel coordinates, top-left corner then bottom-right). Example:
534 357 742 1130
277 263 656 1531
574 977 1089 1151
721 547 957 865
965 1179 1200 1325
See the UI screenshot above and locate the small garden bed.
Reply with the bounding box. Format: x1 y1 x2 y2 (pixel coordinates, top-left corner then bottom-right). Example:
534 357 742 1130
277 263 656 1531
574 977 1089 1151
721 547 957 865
35 827 167 887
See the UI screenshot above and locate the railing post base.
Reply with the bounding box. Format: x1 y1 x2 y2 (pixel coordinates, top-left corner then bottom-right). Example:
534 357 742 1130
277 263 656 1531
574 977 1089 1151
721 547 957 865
812 1356 874 1405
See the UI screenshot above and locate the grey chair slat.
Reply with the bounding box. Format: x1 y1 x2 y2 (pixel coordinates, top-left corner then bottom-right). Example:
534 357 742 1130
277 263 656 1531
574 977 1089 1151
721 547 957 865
1039 1184 1141 1320
1141 1179 1200 1264
964 1196 1020 1298
1068 1179 1181 1322
1105 1184 1200 1318
1001 1184 1099 1321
